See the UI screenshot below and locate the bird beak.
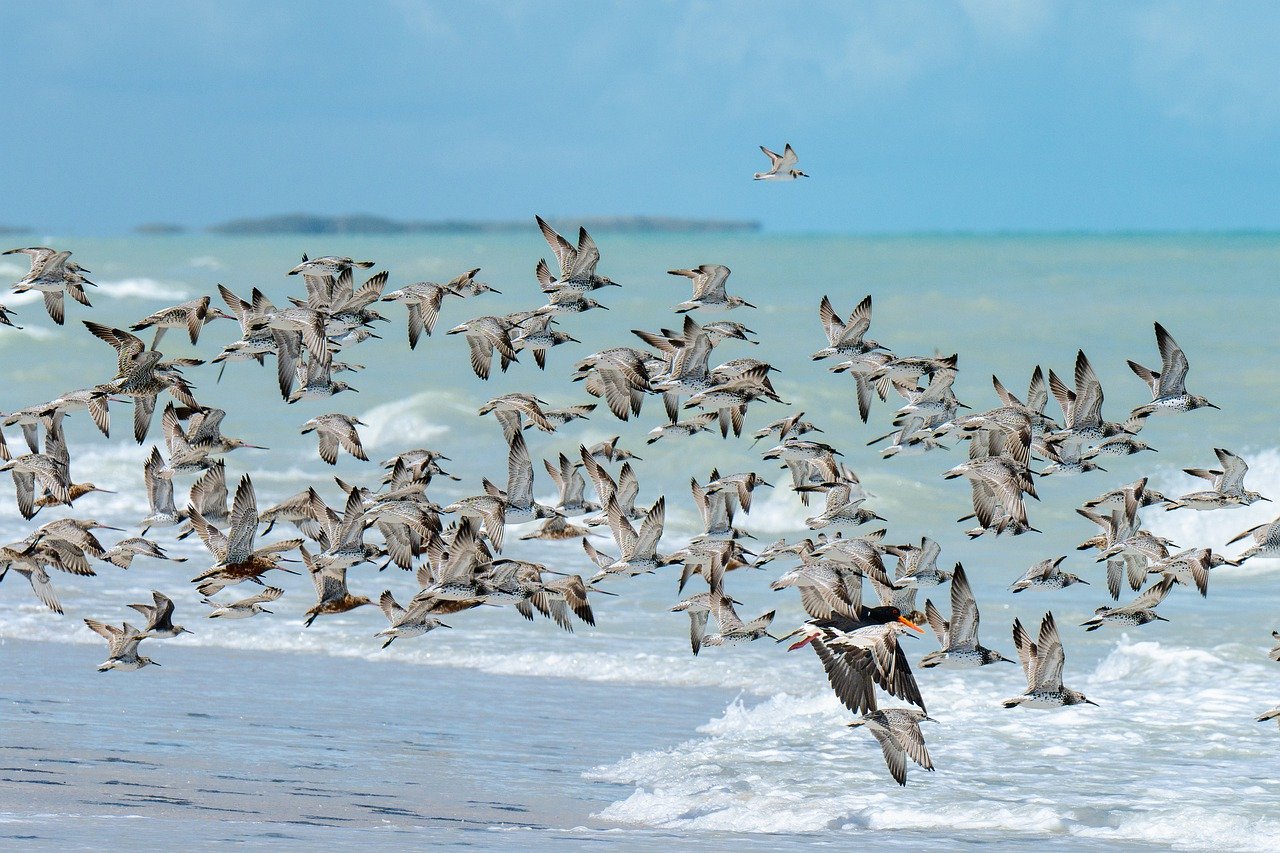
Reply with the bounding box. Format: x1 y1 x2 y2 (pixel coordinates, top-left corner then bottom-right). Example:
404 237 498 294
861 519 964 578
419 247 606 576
787 635 815 651
898 616 925 634
260 609 273 614
245 443 269 450
152 661 162 667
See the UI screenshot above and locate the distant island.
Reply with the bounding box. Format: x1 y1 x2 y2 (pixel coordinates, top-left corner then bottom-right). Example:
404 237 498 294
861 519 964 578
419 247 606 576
134 223 188 235
207 213 761 236
0 225 34 235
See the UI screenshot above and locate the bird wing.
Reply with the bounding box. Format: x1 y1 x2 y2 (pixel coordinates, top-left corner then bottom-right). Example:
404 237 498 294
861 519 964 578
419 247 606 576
1032 612 1065 691
1154 322 1189 396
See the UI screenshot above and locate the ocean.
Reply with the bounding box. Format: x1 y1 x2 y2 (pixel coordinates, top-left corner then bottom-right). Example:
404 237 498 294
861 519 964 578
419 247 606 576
1 232 1278 850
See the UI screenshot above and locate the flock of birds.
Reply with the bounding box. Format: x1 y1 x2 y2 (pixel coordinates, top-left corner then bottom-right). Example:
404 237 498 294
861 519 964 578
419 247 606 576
3 144 1280 788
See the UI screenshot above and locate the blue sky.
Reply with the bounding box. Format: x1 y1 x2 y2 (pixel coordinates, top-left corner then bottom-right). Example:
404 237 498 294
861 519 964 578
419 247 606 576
2 1 1278 233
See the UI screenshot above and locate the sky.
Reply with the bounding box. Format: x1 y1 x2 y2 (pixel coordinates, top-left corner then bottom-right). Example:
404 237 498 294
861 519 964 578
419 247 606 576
2 1 1278 234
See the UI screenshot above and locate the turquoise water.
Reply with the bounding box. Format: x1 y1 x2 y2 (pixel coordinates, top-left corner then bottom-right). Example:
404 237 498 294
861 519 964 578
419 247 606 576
1 233 1278 849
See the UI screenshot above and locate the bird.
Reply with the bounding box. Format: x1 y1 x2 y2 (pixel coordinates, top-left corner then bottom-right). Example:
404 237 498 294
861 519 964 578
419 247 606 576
202 587 283 619
131 296 233 349
920 563 1012 668
1009 556 1088 593
699 593 776 647
83 619 159 672
754 144 808 180
534 216 619 294
1003 612 1096 708
1128 322 1218 417
373 590 450 647
1080 578 1174 631
301 545 372 627
1228 514 1280 562
668 265 755 313
1166 448 1269 510
301 413 368 465
847 708 935 786
127 591 191 638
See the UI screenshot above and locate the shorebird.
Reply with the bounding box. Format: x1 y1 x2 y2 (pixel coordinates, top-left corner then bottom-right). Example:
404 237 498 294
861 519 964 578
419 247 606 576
886 538 951 588
187 475 302 596
700 593 776 647
1166 448 1269 510
446 315 520 380
1 452 70 519
1003 612 1096 708
754 143 808 180
287 351 355 403
1258 707 1280 728
668 265 755 312
381 275 471 348
83 619 158 672
301 413 368 465
127 591 191 638
1083 477 1172 512
0 544 63 612
7 248 94 324
480 430 560 526
374 590 451 647
1228 514 1280 562
1081 578 1174 630
287 255 374 278
920 564 1012 668
202 586 283 619
584 496 668 582
1128 322 1218 417
783 605 927 715
534 215 620 294
848 708 935 787
646 412 716 444
1146 548 1233 597
301 545 372 627
1009 556 1087 593
102 537 187 570
751 411 824 447
131 296 232 349
1047 350 1139 453
803 477 885 529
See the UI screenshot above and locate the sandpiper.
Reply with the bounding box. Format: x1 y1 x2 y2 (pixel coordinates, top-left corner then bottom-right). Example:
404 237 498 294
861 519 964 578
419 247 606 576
1128 322 1218 417
920 563 1012 668
1009 556 1087 593
700 593 776 647
1228 514 1280 562
127 591 192 638
131 296 233 349
1166 448 1269 510
668 265 755 312
1081 578 1174 630
300 413 368 465
83 619 158 672
374 590 450 647
202 586 283 619
848 708 935 786
1003 612 1096 708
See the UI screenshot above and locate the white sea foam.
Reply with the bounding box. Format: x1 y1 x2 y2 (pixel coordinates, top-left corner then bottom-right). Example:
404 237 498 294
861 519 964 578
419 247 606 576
0 324 56 341
95 277 192 300
357 391 453 450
